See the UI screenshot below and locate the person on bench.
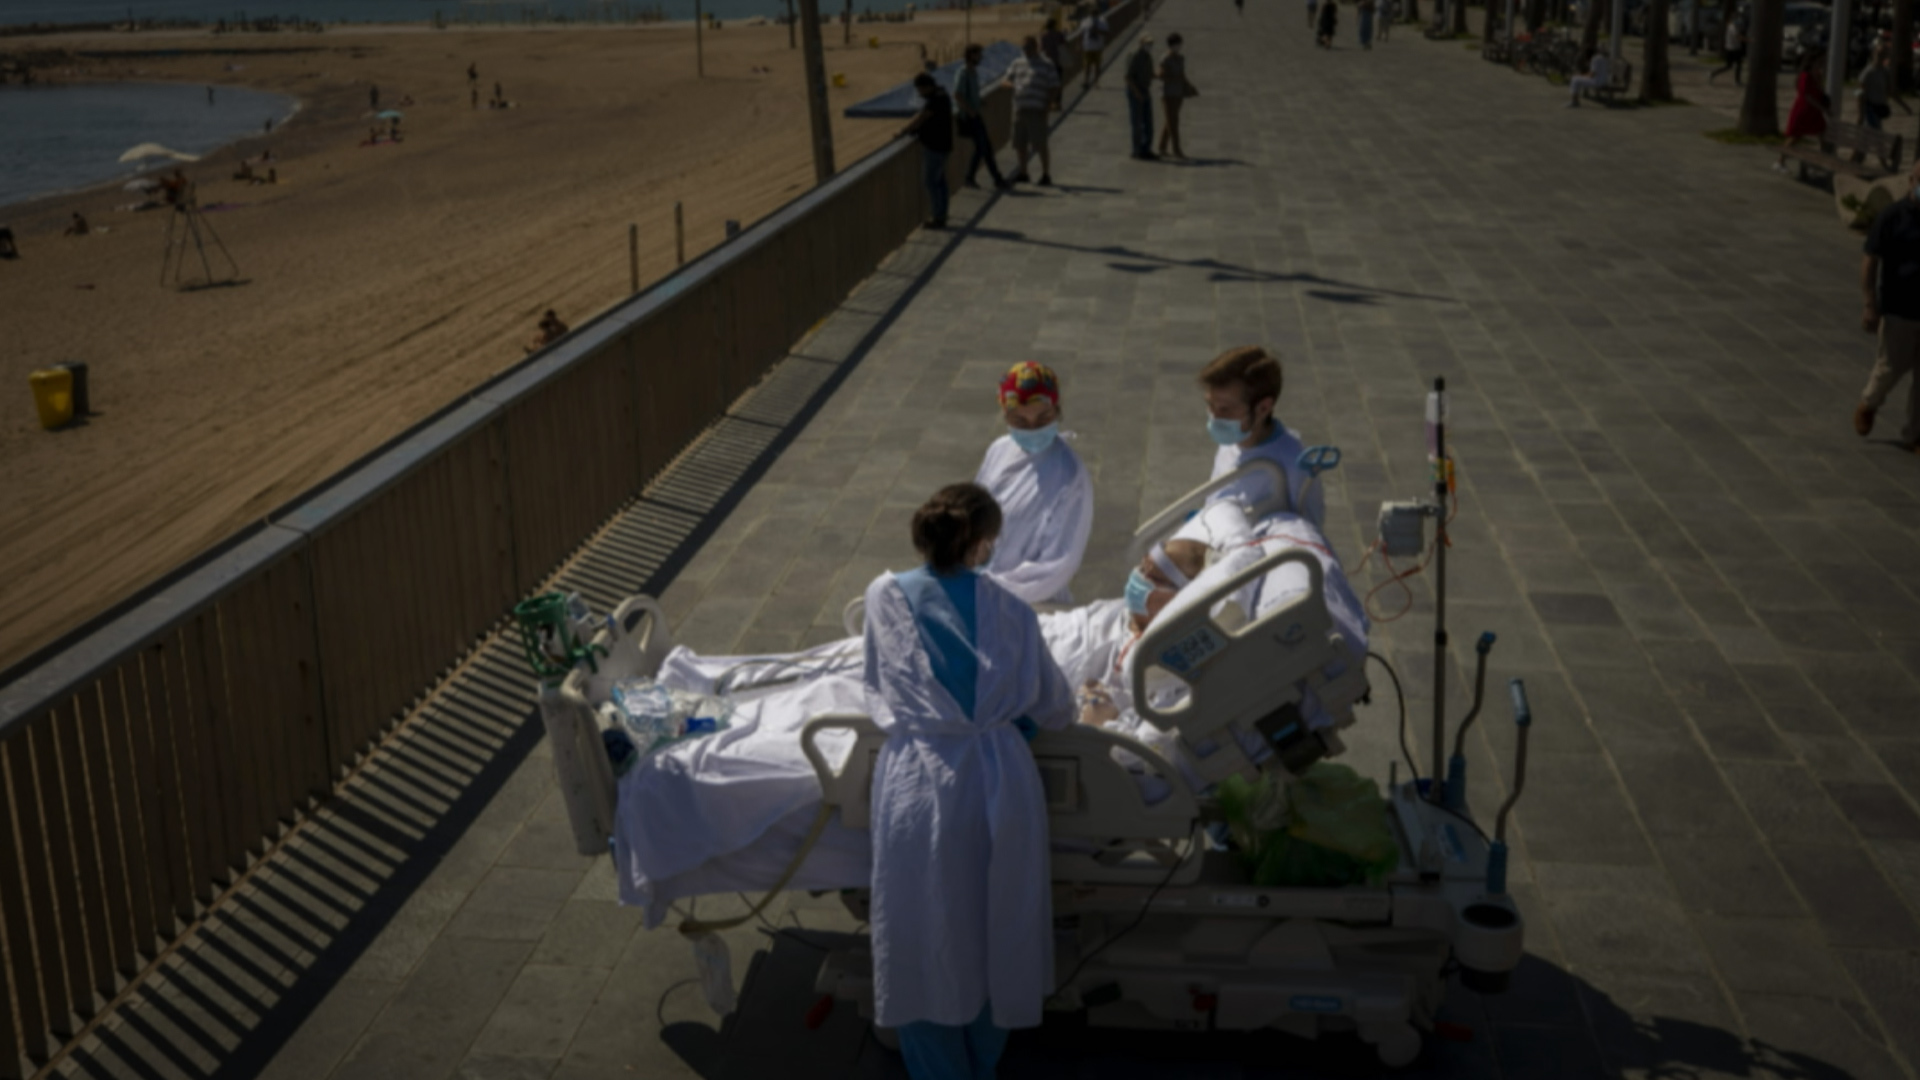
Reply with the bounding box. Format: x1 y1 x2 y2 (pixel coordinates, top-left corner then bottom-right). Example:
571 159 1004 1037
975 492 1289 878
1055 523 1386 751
1567 49 1610 108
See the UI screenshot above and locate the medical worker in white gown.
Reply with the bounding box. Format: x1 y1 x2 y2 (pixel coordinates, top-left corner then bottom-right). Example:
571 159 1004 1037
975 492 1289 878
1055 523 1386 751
1198 346 1326 528
974 361 1095 606
862 482 1075 1079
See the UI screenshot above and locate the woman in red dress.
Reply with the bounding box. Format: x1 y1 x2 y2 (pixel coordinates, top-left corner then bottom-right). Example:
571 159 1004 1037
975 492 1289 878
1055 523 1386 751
1777 53 1829 171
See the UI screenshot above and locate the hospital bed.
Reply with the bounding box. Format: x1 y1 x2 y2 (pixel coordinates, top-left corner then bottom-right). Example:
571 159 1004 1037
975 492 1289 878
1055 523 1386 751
532 465 1530 1069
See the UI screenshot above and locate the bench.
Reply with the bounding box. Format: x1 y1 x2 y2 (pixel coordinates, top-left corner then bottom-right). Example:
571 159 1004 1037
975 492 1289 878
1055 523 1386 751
1586 58 1632 101
1781 120 1905 183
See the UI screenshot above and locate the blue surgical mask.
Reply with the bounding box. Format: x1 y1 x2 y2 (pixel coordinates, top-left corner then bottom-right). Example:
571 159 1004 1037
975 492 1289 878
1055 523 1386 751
1009 423 1059 454
1124 568 1158 615
1207 414 1247 447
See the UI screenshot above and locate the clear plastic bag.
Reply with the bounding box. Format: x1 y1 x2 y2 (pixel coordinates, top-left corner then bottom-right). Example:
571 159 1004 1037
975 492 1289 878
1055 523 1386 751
609 678 733 756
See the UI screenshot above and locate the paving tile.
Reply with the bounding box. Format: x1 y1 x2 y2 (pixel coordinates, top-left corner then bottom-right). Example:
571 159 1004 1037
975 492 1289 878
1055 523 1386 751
1732 993 1908 1080
1650 833 1805 920
1531 864 1707 978
1573 970 1746 1080
470 964 611 1061
1771 843 1920 950
444 866 587 943
1719 762 1852 846
1688 917 1853 998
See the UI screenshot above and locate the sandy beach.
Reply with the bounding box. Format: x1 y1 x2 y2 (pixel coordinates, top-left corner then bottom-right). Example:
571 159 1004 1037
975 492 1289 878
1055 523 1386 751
0 9 1043 672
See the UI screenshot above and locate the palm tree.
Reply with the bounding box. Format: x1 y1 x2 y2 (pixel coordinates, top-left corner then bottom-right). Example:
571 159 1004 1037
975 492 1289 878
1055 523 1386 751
1579 0 1609 66
1738 0 1785 134
1452 0 1471 34
1407 0 1423 25
1642 0 1675 98
1527 0 1549 31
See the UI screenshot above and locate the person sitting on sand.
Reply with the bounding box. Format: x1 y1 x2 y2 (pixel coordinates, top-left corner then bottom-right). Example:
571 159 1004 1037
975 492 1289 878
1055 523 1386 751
525 309 569 353
234 159 257 181
0 225 18 259
64 212 90 236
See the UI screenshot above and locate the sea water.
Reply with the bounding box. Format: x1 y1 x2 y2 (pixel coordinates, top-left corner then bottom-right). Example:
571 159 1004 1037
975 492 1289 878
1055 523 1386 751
0 83 299 208
0 0 930 27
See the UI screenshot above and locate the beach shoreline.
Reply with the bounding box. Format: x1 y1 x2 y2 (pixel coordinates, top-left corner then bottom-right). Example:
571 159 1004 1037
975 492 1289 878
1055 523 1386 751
0 12 1042 672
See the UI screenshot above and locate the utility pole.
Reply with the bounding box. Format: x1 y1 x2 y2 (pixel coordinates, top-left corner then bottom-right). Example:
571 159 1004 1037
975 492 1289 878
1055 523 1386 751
844 0 852 45
1609 0 1624 65
787 0 796 47
797 0 837 183
695 0 705 76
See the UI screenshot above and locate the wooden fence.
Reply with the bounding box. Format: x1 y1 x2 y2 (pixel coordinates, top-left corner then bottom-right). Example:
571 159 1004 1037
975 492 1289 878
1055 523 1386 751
0 1 1152 1069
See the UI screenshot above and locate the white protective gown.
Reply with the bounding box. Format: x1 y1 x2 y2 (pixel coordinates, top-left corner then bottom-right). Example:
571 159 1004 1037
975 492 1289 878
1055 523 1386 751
975 433 1096 606
1209 422 1325 528
861 571 1076 1030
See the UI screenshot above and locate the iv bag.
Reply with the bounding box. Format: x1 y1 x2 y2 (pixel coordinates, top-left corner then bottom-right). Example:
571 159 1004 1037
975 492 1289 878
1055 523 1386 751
1425 390 1449 458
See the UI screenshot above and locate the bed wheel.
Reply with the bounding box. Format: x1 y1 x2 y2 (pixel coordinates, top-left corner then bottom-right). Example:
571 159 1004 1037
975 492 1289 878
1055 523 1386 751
1373 1024 1422 1069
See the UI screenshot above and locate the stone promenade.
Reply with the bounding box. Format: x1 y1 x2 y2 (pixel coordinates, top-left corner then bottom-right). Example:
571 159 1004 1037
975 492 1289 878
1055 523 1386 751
47 1 1920 1078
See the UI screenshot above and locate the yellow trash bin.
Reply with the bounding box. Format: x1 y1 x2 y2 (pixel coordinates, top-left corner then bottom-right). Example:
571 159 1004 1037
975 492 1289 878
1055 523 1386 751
831 72 847 88
29 368 73 430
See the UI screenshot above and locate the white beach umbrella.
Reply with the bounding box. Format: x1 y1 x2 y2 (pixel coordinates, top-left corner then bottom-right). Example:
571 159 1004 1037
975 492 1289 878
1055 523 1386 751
123 178 162 192
118 143 200 164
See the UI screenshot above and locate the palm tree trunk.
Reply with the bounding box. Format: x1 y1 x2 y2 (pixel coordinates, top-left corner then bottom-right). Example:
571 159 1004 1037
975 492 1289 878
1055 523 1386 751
1739 0 1786 135
1896 0 1915 91
1642 0 1674 98
1407 0 1422 25
1452 0 1471 34
1525 0 1546 31
1579 0 1607 67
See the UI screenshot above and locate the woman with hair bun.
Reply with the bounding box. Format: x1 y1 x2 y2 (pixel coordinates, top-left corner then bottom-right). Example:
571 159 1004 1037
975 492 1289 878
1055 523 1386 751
860 482 1075 1079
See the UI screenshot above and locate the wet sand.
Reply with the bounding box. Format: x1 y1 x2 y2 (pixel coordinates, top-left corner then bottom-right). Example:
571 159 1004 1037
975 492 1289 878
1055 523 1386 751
0 9 1041 672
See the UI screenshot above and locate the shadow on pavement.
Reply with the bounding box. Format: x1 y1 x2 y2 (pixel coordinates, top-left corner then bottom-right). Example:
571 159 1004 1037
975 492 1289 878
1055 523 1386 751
662 940 1868 1080
968 226 1459 302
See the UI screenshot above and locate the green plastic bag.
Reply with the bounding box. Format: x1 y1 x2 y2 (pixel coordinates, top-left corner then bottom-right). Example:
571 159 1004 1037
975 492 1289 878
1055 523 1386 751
1217 763 1399 888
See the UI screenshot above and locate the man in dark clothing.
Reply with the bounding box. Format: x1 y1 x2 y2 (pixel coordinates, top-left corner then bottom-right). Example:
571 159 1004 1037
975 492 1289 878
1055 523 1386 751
955 44 1009 189
1126 36 1157 160
901 73 955 229
1857 160 1920 450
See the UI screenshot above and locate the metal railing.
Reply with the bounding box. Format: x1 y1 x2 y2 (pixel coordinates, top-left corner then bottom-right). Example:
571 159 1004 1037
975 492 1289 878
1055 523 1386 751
0 1 1153 1070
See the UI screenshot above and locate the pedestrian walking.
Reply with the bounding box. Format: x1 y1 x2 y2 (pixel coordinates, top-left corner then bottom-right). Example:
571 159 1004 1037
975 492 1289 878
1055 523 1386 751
1708 15 1746 84
1078 5 1110 89
1157 32 1196 160
467 62 478 85
955 44 1009 189
1856 160 1920 451
1316 0 1339 46
900 72 955 229
1857 47 1910 130
1007 36 1061 185
1775 53 1828 171
1041 18 1068 108
1357 0 1377 48
1126 35 1157 159
370 84 379 110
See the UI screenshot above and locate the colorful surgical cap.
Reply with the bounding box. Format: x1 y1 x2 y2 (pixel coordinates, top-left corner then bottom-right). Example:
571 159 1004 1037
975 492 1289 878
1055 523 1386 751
999 361 1060 407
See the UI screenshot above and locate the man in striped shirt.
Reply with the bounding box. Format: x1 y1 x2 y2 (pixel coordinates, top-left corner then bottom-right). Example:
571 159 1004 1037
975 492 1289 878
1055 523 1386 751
1006 36 1060 186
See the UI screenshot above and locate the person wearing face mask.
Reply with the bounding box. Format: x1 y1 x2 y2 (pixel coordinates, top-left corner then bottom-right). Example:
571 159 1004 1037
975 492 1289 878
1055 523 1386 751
1198 345 1325 528
861 483 1076 1080
974 361 1095 607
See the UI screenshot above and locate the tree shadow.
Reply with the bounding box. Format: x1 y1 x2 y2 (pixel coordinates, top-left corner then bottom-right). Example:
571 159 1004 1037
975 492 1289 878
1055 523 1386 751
662 944 1877 1080
965 226 1458 304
